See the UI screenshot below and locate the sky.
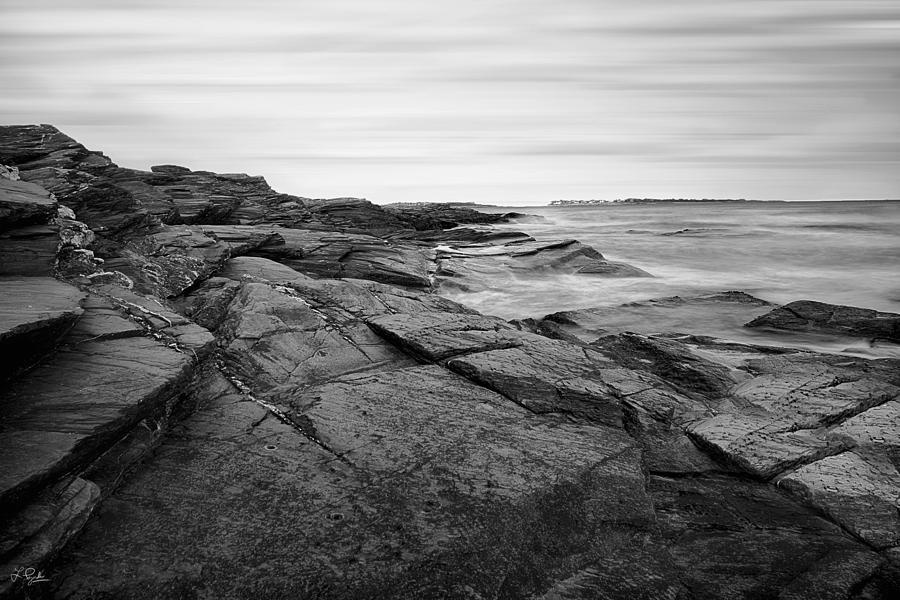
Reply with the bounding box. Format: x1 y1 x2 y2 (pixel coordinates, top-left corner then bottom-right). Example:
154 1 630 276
1 0 899 205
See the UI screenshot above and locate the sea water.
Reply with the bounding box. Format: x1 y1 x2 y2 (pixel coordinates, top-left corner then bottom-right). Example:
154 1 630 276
440 201 900 356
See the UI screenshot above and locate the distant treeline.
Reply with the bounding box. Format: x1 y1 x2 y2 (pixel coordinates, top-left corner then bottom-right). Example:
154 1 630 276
549 198 749 205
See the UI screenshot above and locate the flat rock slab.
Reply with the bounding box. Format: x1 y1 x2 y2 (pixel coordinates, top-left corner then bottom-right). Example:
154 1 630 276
731 353 900 430
780 450 900 548
102 225 235 298
543 291 775 343
0 177 57 231
688 414 852 480
0 336 193 512
0 223 61 276
747 300 900 343
0 277 86 379
0 476 99 598
366 312 520 361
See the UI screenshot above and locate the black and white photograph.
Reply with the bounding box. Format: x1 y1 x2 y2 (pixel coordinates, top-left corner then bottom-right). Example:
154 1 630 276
1 0 899 598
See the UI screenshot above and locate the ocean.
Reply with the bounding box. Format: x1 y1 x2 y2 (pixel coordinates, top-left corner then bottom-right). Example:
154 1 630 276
440 200 900 356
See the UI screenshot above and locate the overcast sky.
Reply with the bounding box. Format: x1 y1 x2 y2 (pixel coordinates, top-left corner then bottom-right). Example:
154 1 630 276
2 0 899 205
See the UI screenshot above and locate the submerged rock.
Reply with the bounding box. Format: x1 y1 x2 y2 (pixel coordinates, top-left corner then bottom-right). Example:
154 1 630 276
382 201 518 230
435 238 651 294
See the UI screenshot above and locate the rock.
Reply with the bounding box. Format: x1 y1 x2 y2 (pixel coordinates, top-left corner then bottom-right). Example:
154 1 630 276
100 226 234 298
779 450 900 548
47 362 663 599
0 224 61 276
688 414 853 480
217 255 312 283
301 197 406 234
209 282 416 391
575 260 653 276
240 226 433 287
3 124 897 598
366 312 521 361
834 400 900 466
435 238 650 294
746 300 900 343
544 291 775 342
366 311 705 429
0 277 86 380
592 332 742 398
0 336 194 513
85 284 216 357
0 177 57 231
685 350 900 479
0 125 110 172
388 227 534 245
382 202 515 230
0 164 20 181
0 477 100 599
649 474 883 599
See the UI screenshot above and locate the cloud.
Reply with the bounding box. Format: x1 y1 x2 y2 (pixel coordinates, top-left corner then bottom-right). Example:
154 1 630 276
1 0 898 204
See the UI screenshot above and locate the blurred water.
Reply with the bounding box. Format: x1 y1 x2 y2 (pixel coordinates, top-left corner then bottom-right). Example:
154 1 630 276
443 201 900 323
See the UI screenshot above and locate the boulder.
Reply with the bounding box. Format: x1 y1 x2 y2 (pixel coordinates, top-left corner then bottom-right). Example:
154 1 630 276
746 300 900 343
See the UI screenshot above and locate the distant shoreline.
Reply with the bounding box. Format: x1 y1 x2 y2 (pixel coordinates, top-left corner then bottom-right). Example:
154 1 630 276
547 198 899 206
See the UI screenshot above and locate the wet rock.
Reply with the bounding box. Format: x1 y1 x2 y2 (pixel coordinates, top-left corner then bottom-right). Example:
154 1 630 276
834 400 900 466
217 255 312 283
366 312 520 361
0 336 194 513
592 332 742 398
747 300 900 343
544 291 774 342
252 227 432 287
210 282 415 391
48 363 663 599
0 165 20 181
779 450 900 548
84 284 215 357
687 414 853 480
301 197 406 234
382 202 516 230
435 238 651 294
0 477 100 599
649 474 883 599
3 124 896 599
100 226 234 298
0 224 61 276
730 353 900 430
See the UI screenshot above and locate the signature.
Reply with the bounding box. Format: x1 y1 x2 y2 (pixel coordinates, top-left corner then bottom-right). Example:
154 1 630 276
9 567 50 586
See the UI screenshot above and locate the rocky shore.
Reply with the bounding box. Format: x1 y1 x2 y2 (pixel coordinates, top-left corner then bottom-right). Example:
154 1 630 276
1 125 899 599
